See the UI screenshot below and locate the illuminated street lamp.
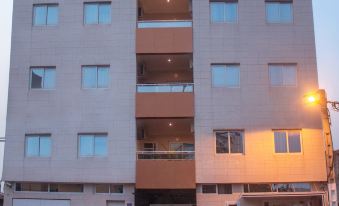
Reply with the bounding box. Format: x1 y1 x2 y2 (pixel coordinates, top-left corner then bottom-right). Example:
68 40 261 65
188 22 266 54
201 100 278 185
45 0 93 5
305 89 339 206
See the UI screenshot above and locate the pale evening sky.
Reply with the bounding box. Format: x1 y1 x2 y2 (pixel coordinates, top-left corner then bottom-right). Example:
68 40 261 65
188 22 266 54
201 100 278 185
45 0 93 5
0 0 338 179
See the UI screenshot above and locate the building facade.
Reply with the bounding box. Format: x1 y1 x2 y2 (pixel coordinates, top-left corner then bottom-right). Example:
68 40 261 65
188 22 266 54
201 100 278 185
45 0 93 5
2 0 330 206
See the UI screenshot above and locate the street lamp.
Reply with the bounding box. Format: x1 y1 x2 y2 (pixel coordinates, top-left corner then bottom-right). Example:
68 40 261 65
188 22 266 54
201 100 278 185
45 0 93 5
305 89 339 206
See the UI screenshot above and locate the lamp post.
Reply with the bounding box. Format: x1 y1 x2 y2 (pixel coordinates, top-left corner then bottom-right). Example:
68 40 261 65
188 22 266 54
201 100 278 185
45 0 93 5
305 89 339 206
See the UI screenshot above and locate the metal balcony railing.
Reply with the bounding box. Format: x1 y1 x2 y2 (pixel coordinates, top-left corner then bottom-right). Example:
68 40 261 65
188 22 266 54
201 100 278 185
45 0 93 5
137 20 192 28
136 83 194 93
137 151 195 160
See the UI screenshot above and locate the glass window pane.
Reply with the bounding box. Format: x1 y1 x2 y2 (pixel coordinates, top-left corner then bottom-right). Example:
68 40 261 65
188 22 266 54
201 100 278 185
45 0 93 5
211 2 225 23
225 66 240 87
79 135 94 156
212 65 227 87
34 6 47 25
110 184 123 193
183 143 194 151
83 66 98 88
31 68 44 88
39 137 51 157
98 67 109 88
95 136 107 156
274 132 287 153
266 3 280 23
26 136 40 157
44 68 56 89
225 3 237 23
47 6 58 25
217 184 232 194
99 4 111 24
230 131 243 153
85 4 98 24
202 185 217 193
96 184 109 193
269 65 283 86
283 65 296 86
288 131 301 153
216 132 229 153
293 183 311 192
280 3 293 23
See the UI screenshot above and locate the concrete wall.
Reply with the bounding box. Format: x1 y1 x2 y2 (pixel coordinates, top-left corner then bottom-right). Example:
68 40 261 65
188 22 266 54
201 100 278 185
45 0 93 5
3 0 137 183
193 0 326 187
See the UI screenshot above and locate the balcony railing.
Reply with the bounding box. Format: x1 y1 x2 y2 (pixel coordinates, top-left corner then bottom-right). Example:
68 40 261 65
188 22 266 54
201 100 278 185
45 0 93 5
136 83 194 93
137 151 195 160
137 20 192 28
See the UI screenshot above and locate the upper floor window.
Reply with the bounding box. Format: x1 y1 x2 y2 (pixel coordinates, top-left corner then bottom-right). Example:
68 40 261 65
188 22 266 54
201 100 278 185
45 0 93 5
269 64 296 87
79 134 108 157
202 184 233 194
95 184 123 194
30 67 56 89
210 1 238 23
266 1 293 23
216 130 244 154
84 2 111 24
212 64 240 88
33 4 58 26
26 134 51 157
274 130 301 153
82 66 109 89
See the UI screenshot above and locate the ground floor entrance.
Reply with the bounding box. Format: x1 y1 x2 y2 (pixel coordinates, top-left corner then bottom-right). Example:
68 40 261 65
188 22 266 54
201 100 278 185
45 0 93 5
135 189 196 206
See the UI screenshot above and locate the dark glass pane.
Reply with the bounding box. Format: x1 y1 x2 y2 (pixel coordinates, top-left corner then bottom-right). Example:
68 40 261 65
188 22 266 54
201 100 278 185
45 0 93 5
202 185 217 193
230 131 243 153
216 132 229 153
110 184 123 193
31 69 44 88
96 184 110 193
217 184 232 194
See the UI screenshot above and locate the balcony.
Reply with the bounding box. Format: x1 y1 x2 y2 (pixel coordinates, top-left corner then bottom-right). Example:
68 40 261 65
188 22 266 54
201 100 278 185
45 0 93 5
136 0 193 53
137 151 194 160
137 83 193 93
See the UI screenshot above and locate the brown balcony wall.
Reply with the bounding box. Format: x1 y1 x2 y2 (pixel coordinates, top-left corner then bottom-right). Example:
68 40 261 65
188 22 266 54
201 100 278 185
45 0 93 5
136 93 194 118
136 159 195 189
136 27 193 54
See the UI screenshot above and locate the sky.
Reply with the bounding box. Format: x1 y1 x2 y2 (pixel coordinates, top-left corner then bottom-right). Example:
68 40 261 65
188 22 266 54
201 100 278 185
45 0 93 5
0 0 338 179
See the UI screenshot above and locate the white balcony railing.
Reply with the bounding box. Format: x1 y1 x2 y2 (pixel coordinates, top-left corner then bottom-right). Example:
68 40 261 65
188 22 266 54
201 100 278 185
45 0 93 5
137 151 195 160
136 83 194 93
137 20 192 28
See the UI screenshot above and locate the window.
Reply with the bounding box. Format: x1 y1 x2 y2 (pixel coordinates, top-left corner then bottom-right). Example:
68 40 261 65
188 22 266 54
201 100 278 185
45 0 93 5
49 184 84 192
212 64 240 87
202 185 217 193
218 184 232 194
84 2 111 24
79 134 108 157
210 1 238 23
269 64 296 86
266 1 293 23
216 131 244 154
15 183 49 192
82 66 109 88
169 143 194 151
26 135 51 157
33 4 58 26
244 183 311 193
30 67 56 89
95 184 123 194
15 183 83 193
274 130 301 153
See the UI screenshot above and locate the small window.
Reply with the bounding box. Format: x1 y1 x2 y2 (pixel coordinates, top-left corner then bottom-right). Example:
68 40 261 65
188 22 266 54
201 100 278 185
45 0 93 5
202 185 217 193
212 64 240 87
26 135 51 157
33 4 59 26
30 67 56 89
143 143 156 151
82 66 109 88
266 1 293 23
218 184 232 194
79 134 108 157
84 2 111 24
274 130 301 153
269 64 296 86
15 183 49 192
210 1 238 23
95 184 123 194
216 131 244 154
15 183 83 193
50 184 84 193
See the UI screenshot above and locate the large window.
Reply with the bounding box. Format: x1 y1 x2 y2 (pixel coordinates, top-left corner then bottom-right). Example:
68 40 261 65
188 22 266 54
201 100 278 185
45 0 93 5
79 134 108 157
244 183 311 193
82 66 109 89
95 184 123 194
274 130 301 153
212 64 240 88
269 64 297 86
266 1 293 23
26 135 51 157
84 2 111 24
202 184 233 194
30 67 56 89
33 4 58 26
16 183 83 193
210 1 238 23
216 130 244 154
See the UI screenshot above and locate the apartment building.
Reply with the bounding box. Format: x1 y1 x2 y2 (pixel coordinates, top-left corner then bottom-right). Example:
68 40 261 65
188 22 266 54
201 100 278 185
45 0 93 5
2 0 331 206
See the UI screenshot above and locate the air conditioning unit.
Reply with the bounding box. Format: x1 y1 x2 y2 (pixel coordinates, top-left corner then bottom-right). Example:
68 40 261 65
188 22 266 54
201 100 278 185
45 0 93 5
137 63 146 77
